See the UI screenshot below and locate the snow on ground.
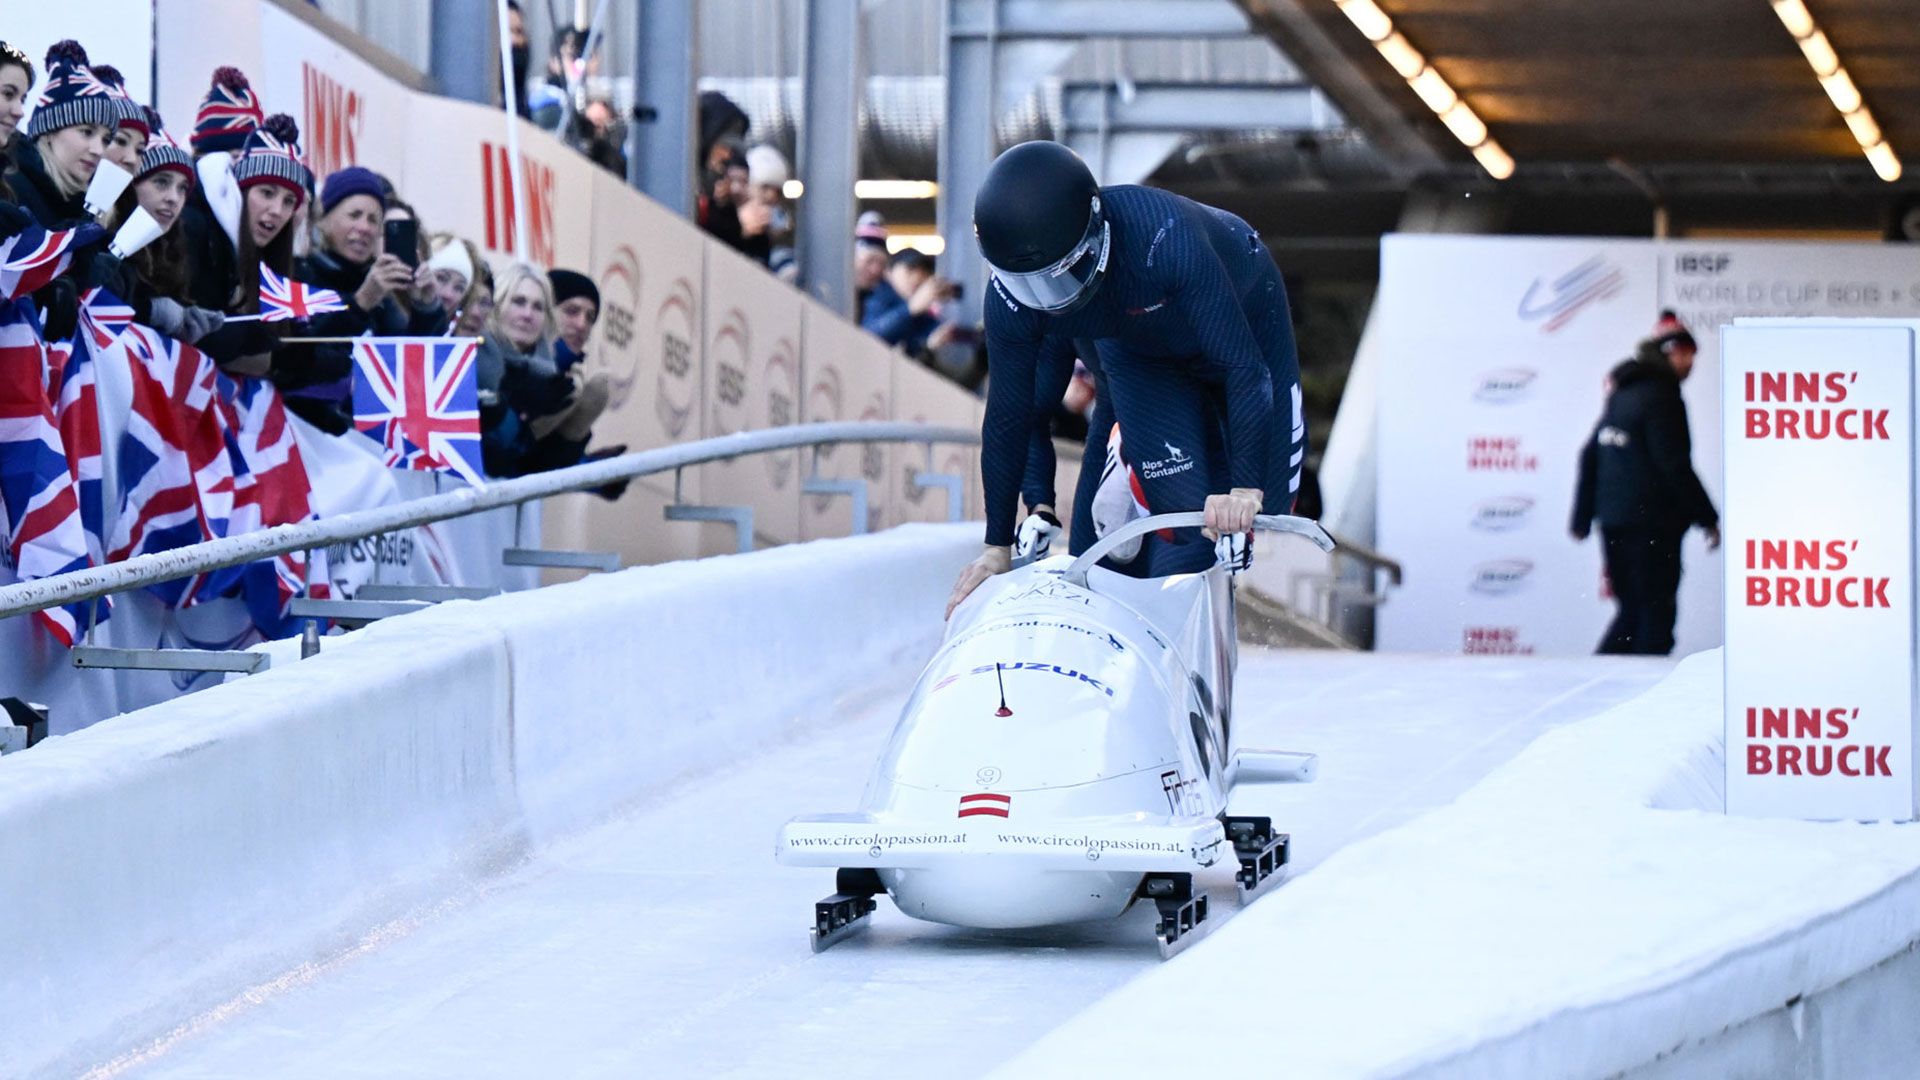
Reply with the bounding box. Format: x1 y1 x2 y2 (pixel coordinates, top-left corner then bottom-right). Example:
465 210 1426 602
1005 650 1920 1080
97 651 1668 1080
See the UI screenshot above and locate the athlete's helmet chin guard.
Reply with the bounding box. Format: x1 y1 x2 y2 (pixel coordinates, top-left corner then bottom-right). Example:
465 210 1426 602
973 140 1109 314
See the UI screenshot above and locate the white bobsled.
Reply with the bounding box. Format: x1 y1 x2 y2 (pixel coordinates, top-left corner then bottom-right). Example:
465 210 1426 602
778 512 1332 957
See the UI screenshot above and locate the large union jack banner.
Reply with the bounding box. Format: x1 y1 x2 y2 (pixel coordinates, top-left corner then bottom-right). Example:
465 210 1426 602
350 337 486 486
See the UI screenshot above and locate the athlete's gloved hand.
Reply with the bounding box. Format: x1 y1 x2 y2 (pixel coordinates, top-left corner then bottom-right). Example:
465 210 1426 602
1203 487 1263 540
1014 508 1062 561
946 545 1012 621
1216 531 1253 574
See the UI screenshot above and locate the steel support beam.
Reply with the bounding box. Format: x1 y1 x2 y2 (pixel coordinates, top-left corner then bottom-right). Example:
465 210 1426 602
629 0 700 215
1062 83 1339 133
1061 82 1342 185
938 1 998 328
431 0 501 104
798 0 864 316
950 0 1251 38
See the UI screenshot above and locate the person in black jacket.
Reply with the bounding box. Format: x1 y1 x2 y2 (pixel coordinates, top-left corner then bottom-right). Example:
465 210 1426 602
1572 311 1721 656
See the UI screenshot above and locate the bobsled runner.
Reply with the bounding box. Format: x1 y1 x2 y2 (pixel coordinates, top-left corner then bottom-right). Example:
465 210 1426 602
777 512 1332 958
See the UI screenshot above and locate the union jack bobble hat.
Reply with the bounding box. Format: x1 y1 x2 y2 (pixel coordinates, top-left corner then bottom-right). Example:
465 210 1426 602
26 41 120 139
191 66 263 154
89 63 148 136
137 112 193 183
232 114 313 204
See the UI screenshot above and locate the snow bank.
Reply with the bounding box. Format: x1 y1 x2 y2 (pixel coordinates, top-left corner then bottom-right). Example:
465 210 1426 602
1003 650 1920 1080
0 524 975 1078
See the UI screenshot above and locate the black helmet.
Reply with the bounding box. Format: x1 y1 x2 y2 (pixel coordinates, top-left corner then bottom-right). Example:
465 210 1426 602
973 141 1109 314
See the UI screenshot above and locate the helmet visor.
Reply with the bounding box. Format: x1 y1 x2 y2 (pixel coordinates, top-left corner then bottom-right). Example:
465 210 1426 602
989 214 1109 314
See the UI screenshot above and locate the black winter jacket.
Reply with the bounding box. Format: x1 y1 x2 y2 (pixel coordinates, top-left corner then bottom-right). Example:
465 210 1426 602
1572 345 1719 535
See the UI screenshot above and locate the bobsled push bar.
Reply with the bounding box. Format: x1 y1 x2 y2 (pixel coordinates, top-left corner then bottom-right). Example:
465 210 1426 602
1063 513 1334 587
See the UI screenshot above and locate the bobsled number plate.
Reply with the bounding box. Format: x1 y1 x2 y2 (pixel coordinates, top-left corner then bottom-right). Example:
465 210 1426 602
778 813 1228 872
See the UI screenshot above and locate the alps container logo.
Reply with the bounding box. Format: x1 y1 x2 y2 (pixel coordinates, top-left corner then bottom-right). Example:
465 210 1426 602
1471 496 1535 532
1470 558 1534 595
1474 368 1538 405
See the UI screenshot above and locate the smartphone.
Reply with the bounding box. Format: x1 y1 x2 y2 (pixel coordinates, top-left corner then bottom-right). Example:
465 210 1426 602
384 217 420 268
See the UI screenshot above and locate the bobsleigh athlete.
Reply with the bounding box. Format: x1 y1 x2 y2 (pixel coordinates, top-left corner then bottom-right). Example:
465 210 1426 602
947 141 1306 617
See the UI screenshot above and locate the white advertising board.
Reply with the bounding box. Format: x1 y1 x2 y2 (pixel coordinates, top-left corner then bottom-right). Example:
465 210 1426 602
1721 323 1917 822
1375 234 1920 657
888 358 980 528
701 239 805 545
1375 235 1655 657
800 308 893 539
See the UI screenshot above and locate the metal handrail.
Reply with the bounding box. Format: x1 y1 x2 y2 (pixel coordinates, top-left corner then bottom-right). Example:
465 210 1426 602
1325 530 1403 587
0 422 979 623
1063 512 1335 587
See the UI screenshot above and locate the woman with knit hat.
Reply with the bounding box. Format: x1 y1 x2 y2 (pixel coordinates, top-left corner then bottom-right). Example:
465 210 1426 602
3 41 116 229
301 166 444 333
182 115 320 372
91 64 150 174
107 110 225 344
270 165 448 432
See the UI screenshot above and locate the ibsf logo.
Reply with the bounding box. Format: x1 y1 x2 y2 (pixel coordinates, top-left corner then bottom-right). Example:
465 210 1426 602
1517 255 1626 333
301 64 361 179
593 244 642 408
806 365 843 514
655 278 697 438
765 340 798 489
1473 368 1538 405
1470 558 1534 596
708 308 751 464
1471 496 1535 532
480 142 557 267
1675 253 1731 275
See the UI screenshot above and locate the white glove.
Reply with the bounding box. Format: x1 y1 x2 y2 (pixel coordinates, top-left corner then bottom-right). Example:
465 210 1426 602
1015 509 1063 560
1216 531 1253 575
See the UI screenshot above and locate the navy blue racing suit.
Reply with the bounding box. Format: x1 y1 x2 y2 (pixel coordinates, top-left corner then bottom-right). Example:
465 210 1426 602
985 185 1304 575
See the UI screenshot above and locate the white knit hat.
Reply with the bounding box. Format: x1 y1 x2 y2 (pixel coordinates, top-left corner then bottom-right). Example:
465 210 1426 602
746 144 790 189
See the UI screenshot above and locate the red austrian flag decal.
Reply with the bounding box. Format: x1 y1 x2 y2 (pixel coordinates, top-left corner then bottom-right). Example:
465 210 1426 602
957 792 1011 818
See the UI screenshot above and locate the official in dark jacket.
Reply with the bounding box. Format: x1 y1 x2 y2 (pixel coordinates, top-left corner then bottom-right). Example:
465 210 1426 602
1572 310 1720 656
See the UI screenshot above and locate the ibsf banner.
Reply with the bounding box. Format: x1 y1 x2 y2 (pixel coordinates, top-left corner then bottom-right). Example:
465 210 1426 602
1375 234 1920 657
1723 322 1917 822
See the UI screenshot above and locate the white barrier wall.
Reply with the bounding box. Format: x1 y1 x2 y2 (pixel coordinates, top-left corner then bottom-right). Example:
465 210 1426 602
1373 234 1920 657
1004 649 1920 1079
0 524 978 1077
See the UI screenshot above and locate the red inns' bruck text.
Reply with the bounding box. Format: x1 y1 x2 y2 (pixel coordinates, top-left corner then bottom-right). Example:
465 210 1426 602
1744 538 1890 608
1745 706 1892 778
1744 370 1887 440
1466 437 1537 473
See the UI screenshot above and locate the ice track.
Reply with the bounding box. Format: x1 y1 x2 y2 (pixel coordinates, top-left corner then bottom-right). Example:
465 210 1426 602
109 651 1669 1080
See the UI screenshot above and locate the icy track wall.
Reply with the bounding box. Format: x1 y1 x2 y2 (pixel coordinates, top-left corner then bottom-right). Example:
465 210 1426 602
0 524 977 1078
1006 651 1920 1080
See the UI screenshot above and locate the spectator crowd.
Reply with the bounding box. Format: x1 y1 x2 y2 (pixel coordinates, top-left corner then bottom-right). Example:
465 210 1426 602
0 36 625 639
2 37 619 480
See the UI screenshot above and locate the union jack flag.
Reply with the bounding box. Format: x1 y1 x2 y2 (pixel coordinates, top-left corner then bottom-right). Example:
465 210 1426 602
216 372 324 636
0 222 104 301
351 338 486 486
258 263 347 322
49 288 133 562
0 298 103 643
114 326 236 608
